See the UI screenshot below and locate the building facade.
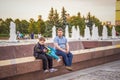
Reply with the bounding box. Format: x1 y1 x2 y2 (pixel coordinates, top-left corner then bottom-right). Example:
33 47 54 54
116 0 120 25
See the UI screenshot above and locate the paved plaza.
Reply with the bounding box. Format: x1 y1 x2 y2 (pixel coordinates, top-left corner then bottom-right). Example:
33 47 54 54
46 60 120 80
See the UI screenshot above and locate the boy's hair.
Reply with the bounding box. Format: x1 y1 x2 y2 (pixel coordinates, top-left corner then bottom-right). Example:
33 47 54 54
57 28 63 32
39 37 46 41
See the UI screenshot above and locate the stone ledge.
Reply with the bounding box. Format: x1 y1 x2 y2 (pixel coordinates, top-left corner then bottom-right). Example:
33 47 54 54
0 41 114 60
0 47 120 79
1 54 120 80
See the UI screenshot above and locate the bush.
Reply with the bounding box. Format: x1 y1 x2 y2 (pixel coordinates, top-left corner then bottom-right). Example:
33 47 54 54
0 34 9 37
43 33 52 37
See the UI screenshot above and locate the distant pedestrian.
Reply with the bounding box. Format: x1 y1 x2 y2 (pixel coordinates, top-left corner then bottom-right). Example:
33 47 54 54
38 33 41 38
30 32 34 39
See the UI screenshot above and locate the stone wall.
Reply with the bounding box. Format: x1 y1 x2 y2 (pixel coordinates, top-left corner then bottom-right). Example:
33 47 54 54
0 40 120 80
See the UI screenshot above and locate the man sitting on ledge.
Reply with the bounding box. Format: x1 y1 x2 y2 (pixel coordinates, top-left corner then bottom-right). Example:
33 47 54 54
54 28 73 71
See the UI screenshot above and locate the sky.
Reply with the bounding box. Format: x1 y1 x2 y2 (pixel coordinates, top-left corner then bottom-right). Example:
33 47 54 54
0 0 115 24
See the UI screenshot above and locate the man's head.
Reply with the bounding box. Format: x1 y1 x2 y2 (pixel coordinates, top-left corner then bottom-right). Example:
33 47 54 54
57 28 63 37
39 37 46 45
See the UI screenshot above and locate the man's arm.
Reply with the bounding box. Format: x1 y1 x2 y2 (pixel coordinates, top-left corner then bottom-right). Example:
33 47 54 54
66 43 69 53
54 42 66 53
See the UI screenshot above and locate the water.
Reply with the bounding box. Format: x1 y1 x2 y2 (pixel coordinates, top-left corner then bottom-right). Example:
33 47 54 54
52 26 56 39
71 26 76 39
9 21 17 42
112 26 116 39
91 24 99 40
65 25 69 39
102 25 108 40
84 25 91 40
76 26 80 39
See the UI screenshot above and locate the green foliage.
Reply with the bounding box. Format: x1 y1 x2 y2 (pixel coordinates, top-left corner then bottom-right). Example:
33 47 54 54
48 7 54 27
67 12 85 36
28 18 37 34
0 7 105 38
60 7 67 29
0 34 9 37
21 20 29 34
98 25 103 36
15 19 29 34
54 10 61 27
37 18 46 34
115 25 120 34
44 20 52 37
86 12 102 36
106 25 112 36
0 18 13 34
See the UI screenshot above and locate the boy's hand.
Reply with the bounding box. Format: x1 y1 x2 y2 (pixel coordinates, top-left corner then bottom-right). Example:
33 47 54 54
43 49 47 53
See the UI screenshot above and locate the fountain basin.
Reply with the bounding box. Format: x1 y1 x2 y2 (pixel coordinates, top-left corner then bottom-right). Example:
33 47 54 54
0 41 120 79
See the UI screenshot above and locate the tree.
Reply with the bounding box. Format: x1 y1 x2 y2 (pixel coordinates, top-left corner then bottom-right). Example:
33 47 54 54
4 18 13 34
116 25 120 35
28 18 37 34
44 20 52 37
20 20 29 34
67 12 85 36
53 10 61 27
86 12 102 36
15 19 21 33
36 15 46 35
46 8 61 37
60 7 67 29
48 7 54 27
0 19 7 34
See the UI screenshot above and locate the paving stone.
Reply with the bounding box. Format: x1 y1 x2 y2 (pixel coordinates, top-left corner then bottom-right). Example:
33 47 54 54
46 60 120 80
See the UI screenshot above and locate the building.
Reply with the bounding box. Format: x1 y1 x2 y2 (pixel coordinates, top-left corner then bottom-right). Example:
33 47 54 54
116 0 120 25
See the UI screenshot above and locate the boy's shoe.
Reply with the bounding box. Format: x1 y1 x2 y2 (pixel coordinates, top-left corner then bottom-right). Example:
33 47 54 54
65 66 73 71
49 68 58 72
57 58 61 62
44 69 49 73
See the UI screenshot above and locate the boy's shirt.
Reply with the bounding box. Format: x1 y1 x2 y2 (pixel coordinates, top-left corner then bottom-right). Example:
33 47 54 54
34 42 46 58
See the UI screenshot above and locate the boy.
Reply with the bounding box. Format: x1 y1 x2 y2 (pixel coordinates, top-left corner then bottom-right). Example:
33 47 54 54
34 37 57 72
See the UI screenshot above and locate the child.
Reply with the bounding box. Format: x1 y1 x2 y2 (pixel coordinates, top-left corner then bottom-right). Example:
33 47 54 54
34 37 57 72
45 46 61 62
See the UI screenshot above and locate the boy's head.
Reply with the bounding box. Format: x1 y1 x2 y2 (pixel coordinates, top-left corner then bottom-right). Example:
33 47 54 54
57 28 63 37
39 37 46 45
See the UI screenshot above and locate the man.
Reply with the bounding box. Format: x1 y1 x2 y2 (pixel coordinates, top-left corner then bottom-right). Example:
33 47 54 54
54 28 73 71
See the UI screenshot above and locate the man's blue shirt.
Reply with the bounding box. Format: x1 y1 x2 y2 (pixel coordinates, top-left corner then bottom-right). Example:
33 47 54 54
54 36 67 49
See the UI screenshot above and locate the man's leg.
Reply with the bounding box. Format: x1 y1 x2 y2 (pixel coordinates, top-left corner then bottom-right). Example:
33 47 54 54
67 52 73 66
56 50 69 66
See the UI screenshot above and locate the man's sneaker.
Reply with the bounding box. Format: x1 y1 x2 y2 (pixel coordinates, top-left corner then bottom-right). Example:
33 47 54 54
44 69 49 73
65 66 73 71
49 68 58 72
57 58 61 62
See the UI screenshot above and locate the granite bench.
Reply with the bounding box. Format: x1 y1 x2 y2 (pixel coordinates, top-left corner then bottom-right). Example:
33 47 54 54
0 41 120 80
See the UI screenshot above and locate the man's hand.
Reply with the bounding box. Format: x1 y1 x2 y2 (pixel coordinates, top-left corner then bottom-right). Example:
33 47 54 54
62 49 69 54
66 49 69 54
